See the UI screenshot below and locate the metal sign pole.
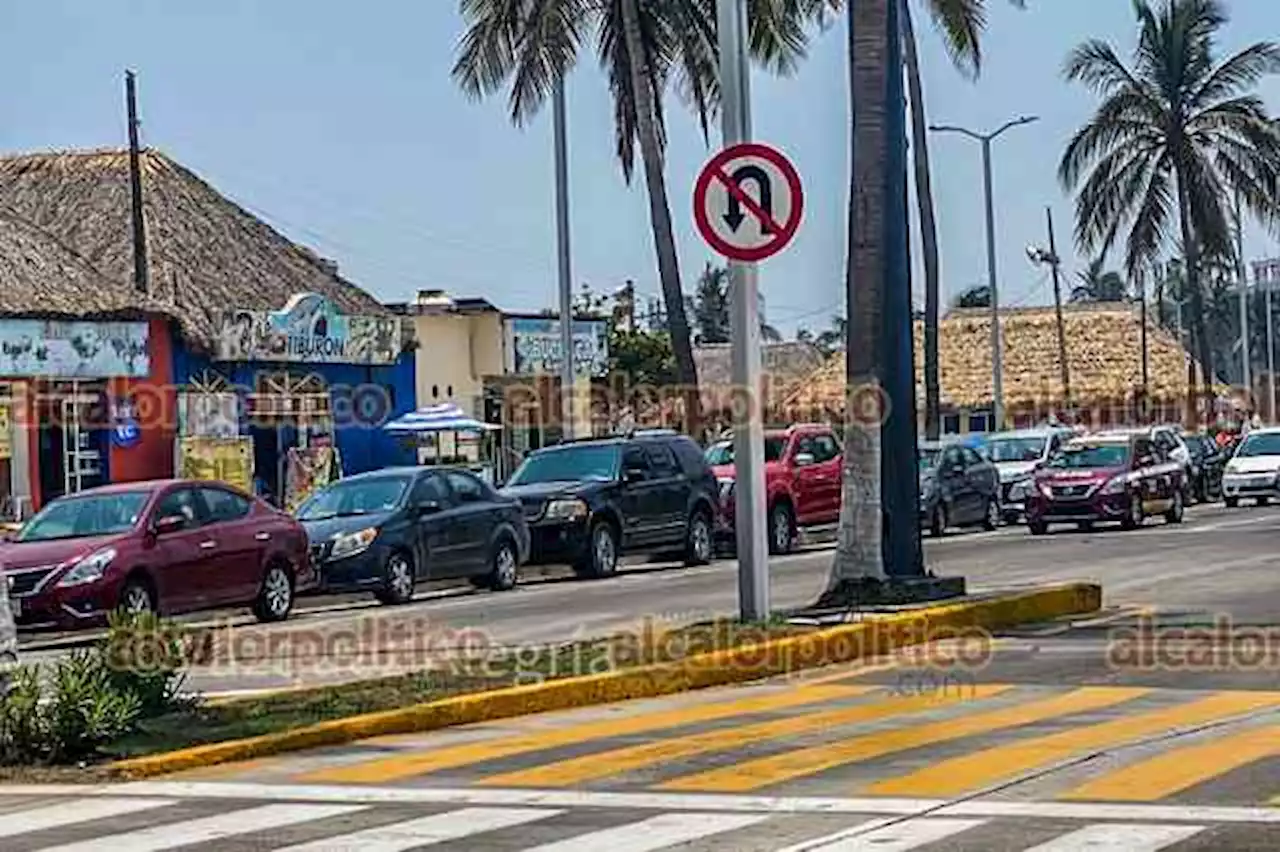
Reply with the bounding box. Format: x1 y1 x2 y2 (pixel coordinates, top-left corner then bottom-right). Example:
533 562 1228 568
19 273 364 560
717 0 769 620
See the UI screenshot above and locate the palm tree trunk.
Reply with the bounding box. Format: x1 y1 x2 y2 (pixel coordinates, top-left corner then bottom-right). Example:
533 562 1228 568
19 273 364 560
900 0 940 441
827 0 887 589
618 0 702 438
1174 175 1213 425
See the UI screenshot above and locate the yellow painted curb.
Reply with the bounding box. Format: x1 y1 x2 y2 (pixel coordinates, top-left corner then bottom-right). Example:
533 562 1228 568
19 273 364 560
109 581 1100 779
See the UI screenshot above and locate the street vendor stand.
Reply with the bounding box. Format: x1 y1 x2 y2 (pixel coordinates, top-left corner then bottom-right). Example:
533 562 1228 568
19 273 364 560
383 402 502 484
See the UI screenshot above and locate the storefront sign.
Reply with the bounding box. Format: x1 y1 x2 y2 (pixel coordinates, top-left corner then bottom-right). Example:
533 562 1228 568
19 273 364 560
214 293 400 365
0 320 149 378
110 398 141 449
179 436 253 495
510 318 608 376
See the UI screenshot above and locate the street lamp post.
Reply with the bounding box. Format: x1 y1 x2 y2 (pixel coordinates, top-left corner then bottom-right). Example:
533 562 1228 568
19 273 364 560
930 115 1038 432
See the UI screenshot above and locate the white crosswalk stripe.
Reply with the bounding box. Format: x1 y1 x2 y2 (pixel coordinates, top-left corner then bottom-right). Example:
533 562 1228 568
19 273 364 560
520 812 770 851
1021 822 1208 851
275 806 563 851
0 795 1258 851
35 803 366 852
778 818 988 851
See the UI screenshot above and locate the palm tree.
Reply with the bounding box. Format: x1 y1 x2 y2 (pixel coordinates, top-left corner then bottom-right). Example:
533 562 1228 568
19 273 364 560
452 1 828 439
1070 257 1129 302
901 0 1023 442
1058 0 1280 423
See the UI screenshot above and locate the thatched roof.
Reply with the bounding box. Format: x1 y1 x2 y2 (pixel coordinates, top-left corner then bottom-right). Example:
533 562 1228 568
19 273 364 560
786 304 1207 412
0 148 393 349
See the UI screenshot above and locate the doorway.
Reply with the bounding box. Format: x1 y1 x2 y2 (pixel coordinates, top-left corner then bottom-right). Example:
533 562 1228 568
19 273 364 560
36 382 106 505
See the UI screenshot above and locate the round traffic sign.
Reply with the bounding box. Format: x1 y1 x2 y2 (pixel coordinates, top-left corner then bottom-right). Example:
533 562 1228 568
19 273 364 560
693 142 803 262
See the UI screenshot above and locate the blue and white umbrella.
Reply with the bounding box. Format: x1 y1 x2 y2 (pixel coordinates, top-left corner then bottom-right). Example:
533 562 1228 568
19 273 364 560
383 403 501 434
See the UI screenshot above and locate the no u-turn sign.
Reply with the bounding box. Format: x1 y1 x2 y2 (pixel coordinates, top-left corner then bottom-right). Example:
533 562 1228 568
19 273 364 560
693 142 804 263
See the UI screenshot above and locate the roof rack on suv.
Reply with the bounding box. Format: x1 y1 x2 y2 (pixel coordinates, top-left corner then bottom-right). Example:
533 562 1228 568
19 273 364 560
627 428 679 437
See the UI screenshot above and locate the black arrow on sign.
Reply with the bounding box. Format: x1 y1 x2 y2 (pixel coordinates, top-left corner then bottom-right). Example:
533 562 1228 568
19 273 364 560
722 165 774 233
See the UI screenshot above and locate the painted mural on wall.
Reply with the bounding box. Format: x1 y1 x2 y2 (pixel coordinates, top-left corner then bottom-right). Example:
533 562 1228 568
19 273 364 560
0 320 149 378
510 318 608 377
214 293 400 364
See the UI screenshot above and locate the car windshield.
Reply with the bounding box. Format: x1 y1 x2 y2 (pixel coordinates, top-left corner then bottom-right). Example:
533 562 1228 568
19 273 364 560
703 436 788 466
508 444 621 485
1184 435 1207 458
1048 443 1130 469
1234 432 1280 457
984 436 1046 463
297 476 410 520
17 492 149 542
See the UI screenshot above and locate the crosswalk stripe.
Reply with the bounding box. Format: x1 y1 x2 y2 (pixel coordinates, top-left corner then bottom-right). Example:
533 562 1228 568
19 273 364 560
866 690 1280 797
657 686 1148 792
1019 822 1206 850
477 685 1011 788
777 817 986 851
1058 723 1280 802
274 806 562 851
34 803 367 852
0 798 176 838
297 684 873 784
519 812 769 852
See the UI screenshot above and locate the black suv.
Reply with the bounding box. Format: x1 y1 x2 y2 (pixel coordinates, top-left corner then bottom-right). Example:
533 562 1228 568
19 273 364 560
499 431 719 578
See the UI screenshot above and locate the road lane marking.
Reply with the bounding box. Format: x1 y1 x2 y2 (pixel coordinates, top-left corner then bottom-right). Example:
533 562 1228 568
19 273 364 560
1021 822 1205 851
777 817 986 850
656 686 1148 793
295 684 875 784
475 685 1011 788
0 798 177 838
521 812 768 852
274 806 562 851
36 803 367 852
1057 723 1280 802
866 690 1280 797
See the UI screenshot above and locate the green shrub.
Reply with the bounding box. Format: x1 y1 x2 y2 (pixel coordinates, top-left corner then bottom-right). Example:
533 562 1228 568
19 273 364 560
103 610 190 715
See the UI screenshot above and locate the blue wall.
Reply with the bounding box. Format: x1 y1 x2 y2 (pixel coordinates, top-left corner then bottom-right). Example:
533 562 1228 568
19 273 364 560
173 346 417 475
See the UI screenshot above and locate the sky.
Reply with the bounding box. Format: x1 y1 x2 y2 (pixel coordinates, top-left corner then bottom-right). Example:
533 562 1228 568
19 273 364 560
3 1 1280 337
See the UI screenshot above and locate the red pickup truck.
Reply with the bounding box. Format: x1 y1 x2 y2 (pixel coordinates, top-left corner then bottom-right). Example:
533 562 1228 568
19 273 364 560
706 424 843 554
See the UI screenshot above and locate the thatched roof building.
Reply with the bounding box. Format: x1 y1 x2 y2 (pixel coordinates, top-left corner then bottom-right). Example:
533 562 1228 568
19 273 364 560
0 148 394 350
785 304 1207 419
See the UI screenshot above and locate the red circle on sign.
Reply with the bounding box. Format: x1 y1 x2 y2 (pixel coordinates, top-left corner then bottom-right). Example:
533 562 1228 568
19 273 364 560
693 142 804 263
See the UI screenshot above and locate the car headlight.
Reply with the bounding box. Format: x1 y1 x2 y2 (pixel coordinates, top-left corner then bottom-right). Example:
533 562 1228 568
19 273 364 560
330 527 378 559
1100 476 1130 495
55 548 117 588
1008 479 1031 499
544 498 589 521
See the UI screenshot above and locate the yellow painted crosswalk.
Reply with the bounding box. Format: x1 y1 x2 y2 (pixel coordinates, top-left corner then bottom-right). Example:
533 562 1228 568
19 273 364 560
282 683 1280 807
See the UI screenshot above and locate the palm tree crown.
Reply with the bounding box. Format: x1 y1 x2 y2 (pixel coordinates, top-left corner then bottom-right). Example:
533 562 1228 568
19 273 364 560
1070 258 1129 303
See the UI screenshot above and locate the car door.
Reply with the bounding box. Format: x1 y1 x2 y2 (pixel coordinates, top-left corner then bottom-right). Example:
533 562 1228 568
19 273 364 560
936 446 976 522
962 447 998 516
408 472 461 579
443 470 500 575
617 443 662 547
1132 437 1165 512
643 442 686 544
789 435 822 524
148 487 221 613
806 433 844 523
195 486 262 604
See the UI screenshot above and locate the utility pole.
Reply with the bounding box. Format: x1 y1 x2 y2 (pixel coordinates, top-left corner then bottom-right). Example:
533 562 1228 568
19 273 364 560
1139 277 1150 422
717 0 768 620
125 70 149 295
553 79 575 441
1044 207 1071 420
1235 191 1250 402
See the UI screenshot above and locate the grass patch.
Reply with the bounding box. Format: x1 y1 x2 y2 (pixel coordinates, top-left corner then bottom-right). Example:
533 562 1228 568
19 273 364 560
105 616 814 760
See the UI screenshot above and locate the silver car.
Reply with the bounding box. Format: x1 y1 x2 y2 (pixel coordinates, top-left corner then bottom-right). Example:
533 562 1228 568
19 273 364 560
984 427 1074 522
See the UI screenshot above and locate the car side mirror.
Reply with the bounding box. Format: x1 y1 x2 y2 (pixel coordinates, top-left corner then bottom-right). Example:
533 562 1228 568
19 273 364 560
152 515 185 536
624 467 646 483
415 500 442 516
793 452 815 467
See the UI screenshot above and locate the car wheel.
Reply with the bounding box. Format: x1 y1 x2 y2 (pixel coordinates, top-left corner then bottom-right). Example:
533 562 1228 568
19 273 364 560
1165 488 1185 524
488 537 519 592
684 509 714 566
930 505 947 537
1225 496 1240 508
376 551 415 605
982 498 1000 531
118 578 156 617
1121 493 1145 530
767 502 795 555
253 562 294 623
1028 518 1048 535
576 521 618 579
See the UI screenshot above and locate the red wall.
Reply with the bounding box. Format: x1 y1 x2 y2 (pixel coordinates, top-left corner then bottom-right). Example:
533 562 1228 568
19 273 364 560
108 315 177 485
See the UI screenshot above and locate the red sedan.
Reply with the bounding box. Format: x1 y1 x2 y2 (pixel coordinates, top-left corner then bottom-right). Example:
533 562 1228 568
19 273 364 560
2 479 314 629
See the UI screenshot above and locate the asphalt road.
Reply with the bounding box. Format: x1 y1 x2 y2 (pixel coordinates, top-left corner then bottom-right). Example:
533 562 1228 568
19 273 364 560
19 499 1280 696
